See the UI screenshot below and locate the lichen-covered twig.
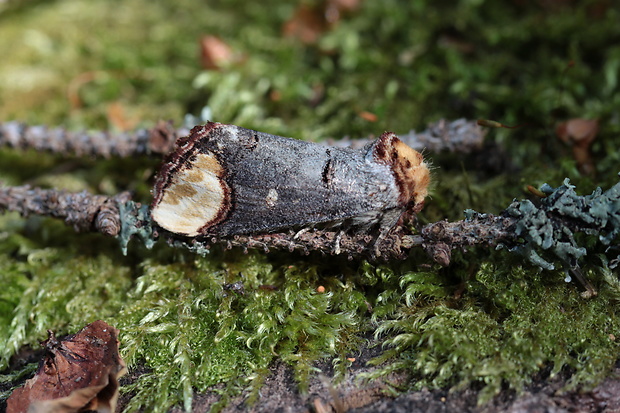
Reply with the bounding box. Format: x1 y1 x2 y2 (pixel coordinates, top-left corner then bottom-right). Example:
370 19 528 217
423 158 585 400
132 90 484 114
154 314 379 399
326 118 486 153
503 178 620 270
0 121 186 157
1 177 618 269
0 185 131 236
0 118 485 158
419 178 620 270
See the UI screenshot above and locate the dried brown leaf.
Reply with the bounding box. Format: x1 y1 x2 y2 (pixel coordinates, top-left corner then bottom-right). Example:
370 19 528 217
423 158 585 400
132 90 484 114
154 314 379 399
357 111 378 122
106 101 139 132
556 118 599 145
7 320 126 413
200 35 234 70
283 0 360 44
556 118 599 175
283 3 328 44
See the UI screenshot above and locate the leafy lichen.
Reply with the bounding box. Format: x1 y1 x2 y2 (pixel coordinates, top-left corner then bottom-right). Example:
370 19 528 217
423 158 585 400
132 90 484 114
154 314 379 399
504 177 620 270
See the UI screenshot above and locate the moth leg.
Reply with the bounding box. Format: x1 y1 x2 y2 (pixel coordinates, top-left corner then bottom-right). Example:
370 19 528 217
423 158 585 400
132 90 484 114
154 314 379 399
294 227 310 240
371 208 404 257
333 230 344 255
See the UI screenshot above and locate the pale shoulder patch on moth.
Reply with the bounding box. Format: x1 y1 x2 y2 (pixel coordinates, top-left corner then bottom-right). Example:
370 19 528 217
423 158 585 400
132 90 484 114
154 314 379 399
151 124 231 236
265 188 279 208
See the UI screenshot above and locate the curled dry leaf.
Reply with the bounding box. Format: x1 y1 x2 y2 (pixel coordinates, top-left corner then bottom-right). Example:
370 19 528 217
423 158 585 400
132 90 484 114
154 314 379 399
200 35 234 70
106 101 139 132
7 320 126 413
357 111 378 122
283 0 361 44
282 3 328 44
556 118 599 175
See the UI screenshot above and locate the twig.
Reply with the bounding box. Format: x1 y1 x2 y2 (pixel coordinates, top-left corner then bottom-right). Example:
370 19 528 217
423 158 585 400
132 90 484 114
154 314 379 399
2 177 619 269
1 118 617 272
0 185 131 236
418 213 517 266
328 118 487 153
0 121 185 157
2 184 506 261
0 119 485 157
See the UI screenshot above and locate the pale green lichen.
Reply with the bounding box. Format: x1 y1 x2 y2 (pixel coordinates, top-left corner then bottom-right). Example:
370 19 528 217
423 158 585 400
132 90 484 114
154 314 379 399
504 177 620 270
117 200 156 255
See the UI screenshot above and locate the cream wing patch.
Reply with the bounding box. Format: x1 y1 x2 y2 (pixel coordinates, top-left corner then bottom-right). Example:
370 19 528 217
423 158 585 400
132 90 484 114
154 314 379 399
152 152 230 236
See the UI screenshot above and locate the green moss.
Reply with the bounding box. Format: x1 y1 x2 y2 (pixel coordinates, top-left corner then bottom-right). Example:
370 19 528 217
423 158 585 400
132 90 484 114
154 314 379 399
93 254 378 411
366 261 620 404
117 259 255 412
0 242 133 368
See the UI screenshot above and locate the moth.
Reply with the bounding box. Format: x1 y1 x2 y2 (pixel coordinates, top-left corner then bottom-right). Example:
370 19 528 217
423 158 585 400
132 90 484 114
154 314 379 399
151 122 430 244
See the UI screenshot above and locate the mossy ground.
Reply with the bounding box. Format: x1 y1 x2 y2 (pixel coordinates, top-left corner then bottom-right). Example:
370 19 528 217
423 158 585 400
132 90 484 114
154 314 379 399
1 1 619 412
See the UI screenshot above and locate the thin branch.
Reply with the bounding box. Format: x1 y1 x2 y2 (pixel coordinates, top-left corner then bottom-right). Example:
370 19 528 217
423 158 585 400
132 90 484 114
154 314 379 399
0 185 130 236
418 213 517 266
0 119 486 157
328 118 487 153
2 178 619 268
0 121 185 157
0 184 521 262
1 118 617 270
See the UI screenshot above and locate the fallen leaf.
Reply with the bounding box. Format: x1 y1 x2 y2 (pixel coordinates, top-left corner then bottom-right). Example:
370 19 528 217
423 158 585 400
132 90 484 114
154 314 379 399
283 3 328 44
7 320 126 413
200 35 234 70
358 111 378 122
556 118 599 144
556 118 599 175
106 101 138 132
283 0 361 44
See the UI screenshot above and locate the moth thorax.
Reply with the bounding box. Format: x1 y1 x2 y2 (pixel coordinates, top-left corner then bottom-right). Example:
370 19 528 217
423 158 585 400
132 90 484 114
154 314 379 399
373 132 430 207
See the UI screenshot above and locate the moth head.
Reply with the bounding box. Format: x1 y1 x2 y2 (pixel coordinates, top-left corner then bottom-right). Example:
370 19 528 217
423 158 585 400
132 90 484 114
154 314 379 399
370 132 430 208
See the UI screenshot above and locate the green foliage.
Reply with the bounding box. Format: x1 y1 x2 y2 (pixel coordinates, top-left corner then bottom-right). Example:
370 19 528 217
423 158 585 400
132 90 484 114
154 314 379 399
117 259 256 413
366 262 620 404
87 253 385 411
0 235 133 369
